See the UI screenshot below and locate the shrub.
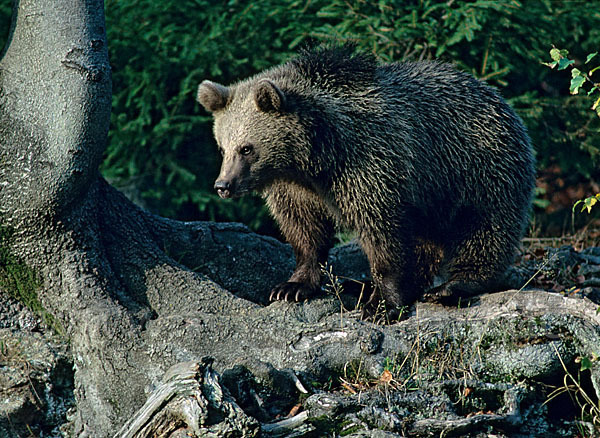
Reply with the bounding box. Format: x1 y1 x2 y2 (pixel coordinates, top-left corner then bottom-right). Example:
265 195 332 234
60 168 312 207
545 47 600 215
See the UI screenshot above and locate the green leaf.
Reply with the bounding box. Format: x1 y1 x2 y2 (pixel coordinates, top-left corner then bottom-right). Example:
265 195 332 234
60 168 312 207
584 197 598 213
550 47 568 62
557 57 574 71
533 198 550 209
575 194 600 213
570 69 585 94
585 52 598 64
580 356 593 371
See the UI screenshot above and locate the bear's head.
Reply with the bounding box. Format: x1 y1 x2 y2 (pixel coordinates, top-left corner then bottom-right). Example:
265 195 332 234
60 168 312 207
197 78 310 199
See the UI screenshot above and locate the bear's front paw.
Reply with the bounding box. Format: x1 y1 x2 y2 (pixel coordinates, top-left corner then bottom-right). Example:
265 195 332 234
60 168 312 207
269 282 319 302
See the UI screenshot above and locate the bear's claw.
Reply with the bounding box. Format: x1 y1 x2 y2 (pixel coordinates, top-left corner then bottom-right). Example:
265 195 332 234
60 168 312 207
269 282 319 302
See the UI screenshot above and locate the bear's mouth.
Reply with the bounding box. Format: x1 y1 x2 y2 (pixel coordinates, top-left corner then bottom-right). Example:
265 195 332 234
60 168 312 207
216 187 232 199
214 181 253 199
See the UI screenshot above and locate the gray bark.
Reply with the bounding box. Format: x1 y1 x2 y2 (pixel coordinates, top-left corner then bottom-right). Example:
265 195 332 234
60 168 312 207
1 1 600 437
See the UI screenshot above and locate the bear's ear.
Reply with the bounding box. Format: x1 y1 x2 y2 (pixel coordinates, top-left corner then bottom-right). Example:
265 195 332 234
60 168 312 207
253 79 285 113
197 80 230 112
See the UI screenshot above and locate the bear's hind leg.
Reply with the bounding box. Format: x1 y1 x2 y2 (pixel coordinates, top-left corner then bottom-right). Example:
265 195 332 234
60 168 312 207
423 218 520 304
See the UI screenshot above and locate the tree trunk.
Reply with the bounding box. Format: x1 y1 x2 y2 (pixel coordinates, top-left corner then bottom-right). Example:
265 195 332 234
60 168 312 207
1 2 600 437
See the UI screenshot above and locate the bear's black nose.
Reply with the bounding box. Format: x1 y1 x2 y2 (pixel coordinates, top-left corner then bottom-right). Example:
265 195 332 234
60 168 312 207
214 181 232 199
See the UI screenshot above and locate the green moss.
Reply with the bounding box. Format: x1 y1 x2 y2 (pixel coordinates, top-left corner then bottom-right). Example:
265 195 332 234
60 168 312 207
0 228 63 335
308 415 337 435
339 421 362 436
309 415 363 436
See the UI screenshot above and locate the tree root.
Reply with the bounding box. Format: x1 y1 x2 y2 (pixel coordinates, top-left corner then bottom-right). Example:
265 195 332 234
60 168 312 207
116 358 259 438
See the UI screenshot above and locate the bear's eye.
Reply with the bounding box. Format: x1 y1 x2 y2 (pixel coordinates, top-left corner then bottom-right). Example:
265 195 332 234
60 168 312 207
240 145 253 156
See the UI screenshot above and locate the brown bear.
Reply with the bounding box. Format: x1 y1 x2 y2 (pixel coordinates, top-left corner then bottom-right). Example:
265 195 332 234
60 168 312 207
197 45 535 316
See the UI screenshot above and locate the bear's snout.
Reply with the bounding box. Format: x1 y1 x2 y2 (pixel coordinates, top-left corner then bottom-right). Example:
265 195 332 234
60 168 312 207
214 180 232 199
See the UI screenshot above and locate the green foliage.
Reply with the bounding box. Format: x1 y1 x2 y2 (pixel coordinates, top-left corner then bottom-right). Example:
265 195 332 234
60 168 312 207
100 0 600 230
1 1 599 232
546 47 600 215
549 346 600 436
102 0 325 234
545 47 600 115
574 194 600 214
533 187 551 209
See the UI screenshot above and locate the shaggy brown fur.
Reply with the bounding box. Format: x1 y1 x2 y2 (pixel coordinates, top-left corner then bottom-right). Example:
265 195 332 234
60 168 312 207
197 45 535 316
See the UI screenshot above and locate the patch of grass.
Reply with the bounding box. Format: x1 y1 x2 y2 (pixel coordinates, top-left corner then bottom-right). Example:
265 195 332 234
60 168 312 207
321 262 366 319
339 358 372 394
321 263 409 325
